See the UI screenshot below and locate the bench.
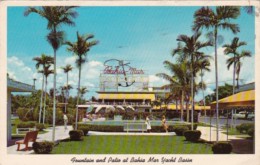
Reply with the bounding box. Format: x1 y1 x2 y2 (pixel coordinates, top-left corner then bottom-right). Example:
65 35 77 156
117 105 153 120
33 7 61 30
15 131 38 151
123 122 147 133
16 128 36 135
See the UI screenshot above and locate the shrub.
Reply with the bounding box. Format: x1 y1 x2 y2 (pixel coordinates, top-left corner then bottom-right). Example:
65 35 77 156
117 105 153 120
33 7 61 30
69 130 84 141
248 128 254 137
35 123 45 131
184 130 201 142
212 142 233 154
173 126 189 136
183 111 198 122
17 122 35 128
77 125 90 136
236 123 254 133
32 141 54 154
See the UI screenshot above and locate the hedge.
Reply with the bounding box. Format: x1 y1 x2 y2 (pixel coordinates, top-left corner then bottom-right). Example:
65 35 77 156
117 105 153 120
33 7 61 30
35 123 45 131
32 141 54 154
173 126 189 136
184 130 201 142
74 123 196 133
69 130 84 141
17 122 35 128
236 123 254 134
212 142 233 154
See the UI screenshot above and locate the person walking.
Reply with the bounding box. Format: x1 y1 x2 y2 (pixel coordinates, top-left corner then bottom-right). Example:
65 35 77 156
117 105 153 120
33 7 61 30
63 112 68 131
162 115 168 133
145 115 152 133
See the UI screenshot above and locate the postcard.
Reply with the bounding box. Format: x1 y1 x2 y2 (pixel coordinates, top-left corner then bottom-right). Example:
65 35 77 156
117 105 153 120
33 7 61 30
0 1 259 165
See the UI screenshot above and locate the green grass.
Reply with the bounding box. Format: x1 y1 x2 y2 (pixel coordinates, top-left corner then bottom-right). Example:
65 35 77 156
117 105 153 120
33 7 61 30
221 127 245 135
52 135 213 154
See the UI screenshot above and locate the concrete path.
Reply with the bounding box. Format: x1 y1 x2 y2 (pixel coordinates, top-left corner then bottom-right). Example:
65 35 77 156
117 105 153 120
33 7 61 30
197 126 247 142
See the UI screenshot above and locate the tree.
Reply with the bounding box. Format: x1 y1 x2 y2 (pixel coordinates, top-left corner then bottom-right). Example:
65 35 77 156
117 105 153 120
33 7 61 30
223 37 247 94
227 50 252 88
79 87 88 100
33 54 53 123
66 31 98 129
61 64 73 113
173 32 211 129
156 60 191 121
195 54 211 116
42 65 54 124
193 6 240 141
25 6 78 142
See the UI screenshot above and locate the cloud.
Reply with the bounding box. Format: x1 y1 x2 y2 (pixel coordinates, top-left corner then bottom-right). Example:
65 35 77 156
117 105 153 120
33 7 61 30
7 56 40 86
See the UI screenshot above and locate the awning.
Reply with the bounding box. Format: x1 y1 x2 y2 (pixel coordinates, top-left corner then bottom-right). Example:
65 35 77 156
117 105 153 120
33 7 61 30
210 90 255 109
98 93 155 101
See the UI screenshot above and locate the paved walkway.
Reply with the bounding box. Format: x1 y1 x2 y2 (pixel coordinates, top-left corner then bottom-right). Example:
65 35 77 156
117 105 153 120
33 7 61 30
197 126 247 142
8 125 247 154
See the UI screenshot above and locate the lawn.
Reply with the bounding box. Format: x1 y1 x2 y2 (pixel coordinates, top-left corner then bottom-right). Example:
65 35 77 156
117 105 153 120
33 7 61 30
221 127 245 136
52 135 213 154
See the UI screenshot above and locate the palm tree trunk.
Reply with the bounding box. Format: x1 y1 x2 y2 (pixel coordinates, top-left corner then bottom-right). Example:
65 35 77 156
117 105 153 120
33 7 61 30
65 72 68 113
75 63 82 130
201 70 206 117
39 74 44 123
191 53 194 130
214 27 219 142
43 76 48 124
52 34 57 142
181 90 184 121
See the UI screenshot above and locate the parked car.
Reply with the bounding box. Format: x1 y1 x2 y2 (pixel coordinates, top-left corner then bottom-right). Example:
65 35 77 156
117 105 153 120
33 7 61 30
232 111 247 119
247 113 255 120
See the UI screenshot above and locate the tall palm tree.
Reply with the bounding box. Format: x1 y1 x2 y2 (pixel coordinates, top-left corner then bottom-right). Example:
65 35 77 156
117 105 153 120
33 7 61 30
173 32 211 130
33 54 53 123
223 37 247 92
25 7 78 142
193 6 240 141
227 50 251 88
156 60 191 121
42 65 54 124
61 64 73 113
195 54 211 116
66 31 98 129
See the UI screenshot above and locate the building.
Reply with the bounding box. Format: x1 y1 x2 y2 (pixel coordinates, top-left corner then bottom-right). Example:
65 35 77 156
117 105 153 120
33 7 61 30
7 77 35 143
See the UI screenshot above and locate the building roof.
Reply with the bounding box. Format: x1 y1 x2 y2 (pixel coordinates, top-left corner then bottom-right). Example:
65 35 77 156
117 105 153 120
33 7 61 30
97 92 155 101
210 90 255 108
7 78 35 92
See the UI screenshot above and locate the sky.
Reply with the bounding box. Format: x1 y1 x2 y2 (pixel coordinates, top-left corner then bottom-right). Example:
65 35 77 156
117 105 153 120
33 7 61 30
7 6 255 101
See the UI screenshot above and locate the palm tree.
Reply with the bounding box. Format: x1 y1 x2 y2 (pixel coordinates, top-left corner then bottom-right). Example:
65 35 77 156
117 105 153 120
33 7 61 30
42 65 54 124
61 64 73 113
173 32 211 130
223 37 247 92
156 60 191 121
193 6 240 141
33 54 53 123
25 7 78 142
195 54 211 116
79 87 88 100
66 31 98 129
227 50 252 88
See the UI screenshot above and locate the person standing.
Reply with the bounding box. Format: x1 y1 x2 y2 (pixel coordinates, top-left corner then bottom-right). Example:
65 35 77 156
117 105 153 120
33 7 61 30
162 115 168 133
63 112 68 131
145 115 152 133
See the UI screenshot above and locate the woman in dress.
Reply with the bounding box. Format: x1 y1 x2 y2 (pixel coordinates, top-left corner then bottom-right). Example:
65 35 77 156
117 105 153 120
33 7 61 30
161 115 168 133
145 115 151 133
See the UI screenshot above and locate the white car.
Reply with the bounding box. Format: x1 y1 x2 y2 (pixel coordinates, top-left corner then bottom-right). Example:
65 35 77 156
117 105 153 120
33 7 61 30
232 111 247 119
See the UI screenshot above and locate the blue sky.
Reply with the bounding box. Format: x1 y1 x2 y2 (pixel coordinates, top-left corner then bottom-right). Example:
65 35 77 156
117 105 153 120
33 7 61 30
7 6 255 101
